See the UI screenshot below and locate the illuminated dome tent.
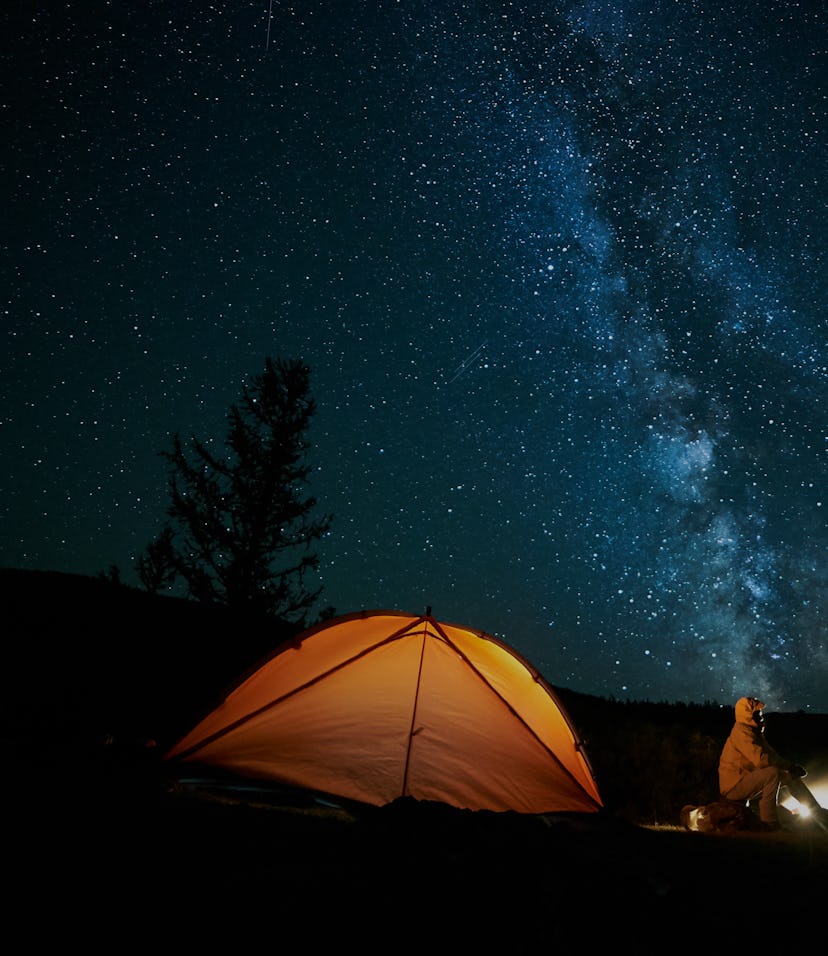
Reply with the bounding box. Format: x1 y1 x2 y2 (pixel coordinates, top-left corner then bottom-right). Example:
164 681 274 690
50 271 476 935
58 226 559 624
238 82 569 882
165 610 603 815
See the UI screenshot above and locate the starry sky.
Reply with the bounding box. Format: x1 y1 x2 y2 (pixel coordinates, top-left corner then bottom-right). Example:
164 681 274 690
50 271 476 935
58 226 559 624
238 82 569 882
3 1 826 711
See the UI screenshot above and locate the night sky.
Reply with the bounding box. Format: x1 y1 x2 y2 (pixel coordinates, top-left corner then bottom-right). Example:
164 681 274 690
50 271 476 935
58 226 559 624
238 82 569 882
3 2 826 711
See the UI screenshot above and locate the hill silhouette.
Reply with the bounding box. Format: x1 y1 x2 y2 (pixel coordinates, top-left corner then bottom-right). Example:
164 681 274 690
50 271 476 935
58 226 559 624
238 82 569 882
1 568 298 769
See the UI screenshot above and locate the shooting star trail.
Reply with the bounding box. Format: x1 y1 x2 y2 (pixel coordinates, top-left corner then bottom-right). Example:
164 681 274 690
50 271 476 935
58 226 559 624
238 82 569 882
446 342 487 385
266 0 274 50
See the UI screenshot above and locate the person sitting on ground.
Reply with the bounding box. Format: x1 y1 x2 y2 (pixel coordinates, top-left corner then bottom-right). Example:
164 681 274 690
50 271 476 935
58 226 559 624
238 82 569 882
718 696 812 832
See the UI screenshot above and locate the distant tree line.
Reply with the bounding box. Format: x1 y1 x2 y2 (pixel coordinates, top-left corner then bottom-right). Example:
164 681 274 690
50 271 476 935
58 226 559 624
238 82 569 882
557 691 825 825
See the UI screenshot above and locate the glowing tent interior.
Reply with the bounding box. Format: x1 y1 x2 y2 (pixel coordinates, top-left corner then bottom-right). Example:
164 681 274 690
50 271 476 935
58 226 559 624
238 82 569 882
164 610 604 814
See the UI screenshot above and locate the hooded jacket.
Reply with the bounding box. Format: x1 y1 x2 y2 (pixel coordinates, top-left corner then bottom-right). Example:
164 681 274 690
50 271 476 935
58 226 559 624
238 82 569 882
718 697 790 796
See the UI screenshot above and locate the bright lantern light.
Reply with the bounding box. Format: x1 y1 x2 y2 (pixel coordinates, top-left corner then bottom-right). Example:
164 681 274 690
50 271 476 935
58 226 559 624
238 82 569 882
781 776 828 815
780 794 805 814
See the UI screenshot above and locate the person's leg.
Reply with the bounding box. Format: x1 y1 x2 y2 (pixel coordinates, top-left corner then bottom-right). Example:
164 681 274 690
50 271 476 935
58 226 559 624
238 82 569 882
723 766 782 823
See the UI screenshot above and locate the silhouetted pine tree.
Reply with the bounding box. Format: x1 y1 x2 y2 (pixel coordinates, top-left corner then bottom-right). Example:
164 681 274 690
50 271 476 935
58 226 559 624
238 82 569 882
137 357 332 625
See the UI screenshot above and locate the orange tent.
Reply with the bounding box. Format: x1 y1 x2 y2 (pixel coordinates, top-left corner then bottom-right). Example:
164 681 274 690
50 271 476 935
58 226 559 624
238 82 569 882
165 610 603 814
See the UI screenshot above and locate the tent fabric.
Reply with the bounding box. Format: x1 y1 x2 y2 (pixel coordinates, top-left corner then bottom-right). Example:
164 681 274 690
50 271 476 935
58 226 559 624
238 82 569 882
165 610 603 814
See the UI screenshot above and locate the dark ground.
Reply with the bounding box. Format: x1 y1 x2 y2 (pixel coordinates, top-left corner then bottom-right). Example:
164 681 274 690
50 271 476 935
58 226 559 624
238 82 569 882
7 763 827 949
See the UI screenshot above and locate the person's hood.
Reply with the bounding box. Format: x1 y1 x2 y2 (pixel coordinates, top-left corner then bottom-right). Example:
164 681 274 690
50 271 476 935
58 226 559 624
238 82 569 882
734 696 765 726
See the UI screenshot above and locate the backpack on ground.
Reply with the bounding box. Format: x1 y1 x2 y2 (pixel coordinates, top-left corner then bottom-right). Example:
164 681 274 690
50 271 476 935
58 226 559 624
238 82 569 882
680 800 754 833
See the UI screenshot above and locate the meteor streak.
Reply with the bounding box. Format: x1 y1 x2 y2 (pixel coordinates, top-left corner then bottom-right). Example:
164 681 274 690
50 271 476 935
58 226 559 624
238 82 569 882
446 341 487 384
